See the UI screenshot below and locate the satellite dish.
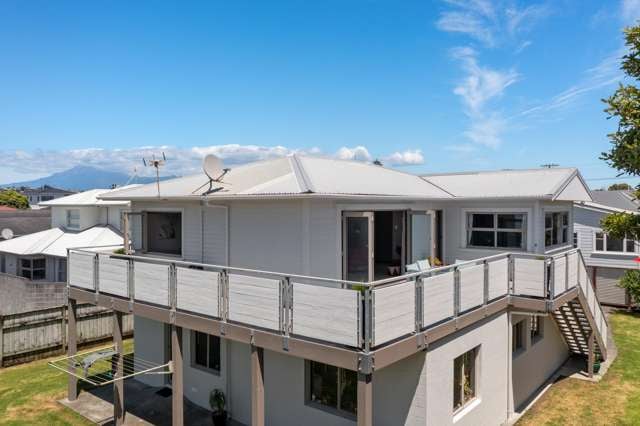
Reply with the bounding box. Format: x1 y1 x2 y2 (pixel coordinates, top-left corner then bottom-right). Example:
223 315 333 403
203 154 224 181
1 228 13 240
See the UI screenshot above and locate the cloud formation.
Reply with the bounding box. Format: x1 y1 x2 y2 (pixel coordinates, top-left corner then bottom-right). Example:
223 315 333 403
0 144 426 182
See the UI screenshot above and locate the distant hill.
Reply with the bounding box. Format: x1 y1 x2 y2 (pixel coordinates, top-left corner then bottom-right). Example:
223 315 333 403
2 166 177 191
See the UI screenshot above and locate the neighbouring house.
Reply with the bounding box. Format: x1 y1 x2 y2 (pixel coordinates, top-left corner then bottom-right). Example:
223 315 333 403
574 189 640 307
0 208 51 239
60 156 608 426
0 187 132 314
18 184 75 207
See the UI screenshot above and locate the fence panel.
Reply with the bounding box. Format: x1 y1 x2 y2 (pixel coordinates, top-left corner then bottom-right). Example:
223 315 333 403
98 255 129 297
176 267 220 318
488 258 509 301
134 262 170 306
228 273 280 331
373 280 415 346
423 271 455 327
459 264 484 312
514 258 545 297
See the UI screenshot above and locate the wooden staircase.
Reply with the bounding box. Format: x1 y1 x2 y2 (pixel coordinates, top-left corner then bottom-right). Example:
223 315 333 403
553 299 602 358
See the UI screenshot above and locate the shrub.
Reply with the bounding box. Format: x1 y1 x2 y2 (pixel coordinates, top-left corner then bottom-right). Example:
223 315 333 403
619 270 640 306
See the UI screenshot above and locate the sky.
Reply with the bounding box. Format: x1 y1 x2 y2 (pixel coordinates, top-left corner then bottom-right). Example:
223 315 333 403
0 0 639 188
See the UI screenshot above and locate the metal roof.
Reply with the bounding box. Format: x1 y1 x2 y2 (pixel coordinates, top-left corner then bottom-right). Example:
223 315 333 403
0 225 122 257
589 190 639 212
0 209 51 237
101 156 453 201
422 168 592 201
39 186 139 207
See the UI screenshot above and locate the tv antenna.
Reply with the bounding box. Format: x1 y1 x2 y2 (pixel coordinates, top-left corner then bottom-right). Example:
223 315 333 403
197 154 231 195
142 152 166 196
540 163 559 169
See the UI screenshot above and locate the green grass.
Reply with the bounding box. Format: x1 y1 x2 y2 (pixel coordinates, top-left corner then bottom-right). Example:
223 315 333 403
518 312 640 426
0 339 133 426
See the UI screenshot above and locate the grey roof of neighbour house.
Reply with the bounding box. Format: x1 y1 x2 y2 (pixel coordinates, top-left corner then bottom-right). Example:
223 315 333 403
101 156 455 201
19 185 75 195
589 190 639 212
0 209 51 238
39 186 140 207
422 167 592 201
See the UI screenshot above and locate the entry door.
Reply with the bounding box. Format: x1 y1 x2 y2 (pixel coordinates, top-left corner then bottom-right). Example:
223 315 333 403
343 212 374 282
409 211 436 265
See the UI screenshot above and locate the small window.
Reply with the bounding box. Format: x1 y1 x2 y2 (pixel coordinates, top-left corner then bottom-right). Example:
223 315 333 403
453 347 478 411
0 254 5 273
512 320 525 354
20 257 46 280
467 213 526 249
66 209 80 229
545 212 569 247
595 232 638 254
308 361 357 416
530 316 543 343
192 331 221 372
57 259 67 282
145 212 182 255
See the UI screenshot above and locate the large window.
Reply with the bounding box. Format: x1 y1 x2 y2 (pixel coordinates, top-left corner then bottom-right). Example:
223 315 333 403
453 347 478 411
145 212 182 255
192 331 221 373
307 361 357 416
66 209 80 229
545 212 569 247
20 257 46 280
467 213 526 249
595 232 638 254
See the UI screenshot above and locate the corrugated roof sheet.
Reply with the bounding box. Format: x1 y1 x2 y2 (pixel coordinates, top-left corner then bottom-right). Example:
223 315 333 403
422 168 587 199
39 185 139 206
101 156 453 200
590 190 639 211
0 210 50 237
0 226 122 257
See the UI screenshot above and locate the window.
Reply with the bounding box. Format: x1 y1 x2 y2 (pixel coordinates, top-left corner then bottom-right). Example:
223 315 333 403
145 212 182 255
0 254 5 273
512 320 525 354
545 212 569 247
20 257 46 280
453 347 478 411
530 316 543 343
192 331 221 372
308 361 357 416
40 195 54 201
57 259 67 282
467 213 526 249
66 209 80 229
594 232 638 254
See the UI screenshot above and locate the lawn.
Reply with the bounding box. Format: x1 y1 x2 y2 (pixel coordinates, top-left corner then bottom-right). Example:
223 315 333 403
518 312 640 426
0 339 133 426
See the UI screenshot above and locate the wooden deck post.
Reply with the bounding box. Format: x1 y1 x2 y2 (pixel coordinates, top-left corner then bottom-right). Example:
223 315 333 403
588 332 595 378
171 325 184 426
67 299 78 401
113 311 125 425
357 373 373 426
251 345 265 426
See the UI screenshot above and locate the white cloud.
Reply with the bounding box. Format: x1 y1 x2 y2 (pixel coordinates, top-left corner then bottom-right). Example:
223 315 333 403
335 146 372 162
383 150 425 166
437 11 495 46
462 113 507 149
505 4 549 35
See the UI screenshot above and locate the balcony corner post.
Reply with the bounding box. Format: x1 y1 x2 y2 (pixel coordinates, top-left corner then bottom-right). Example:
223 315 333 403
251 344 265 426
171 324 184 426
113 311 125 425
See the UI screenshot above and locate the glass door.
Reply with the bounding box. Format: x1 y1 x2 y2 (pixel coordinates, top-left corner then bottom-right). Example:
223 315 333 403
409 211 436 265
342 212 374 282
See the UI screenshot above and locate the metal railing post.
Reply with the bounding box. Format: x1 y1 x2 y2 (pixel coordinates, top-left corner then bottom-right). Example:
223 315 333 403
508 254 515 295
93 253 99 302
363 286 373 352
453 267 461 316
169 263 177 309
128 258 135 310
415 276 424 333
548 258 555 299
565 252 569 292
483 260 489 305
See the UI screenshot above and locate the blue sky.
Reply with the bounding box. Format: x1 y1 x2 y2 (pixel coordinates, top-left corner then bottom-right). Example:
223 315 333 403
0 0 638 187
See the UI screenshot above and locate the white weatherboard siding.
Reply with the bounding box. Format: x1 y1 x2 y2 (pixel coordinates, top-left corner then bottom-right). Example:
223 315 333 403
98 255 128 297
373 280 415 346
176 267 220 317
134 262 169 306
228 274 280 331
291 282 360 347
203 205 228 265
514 258 545 297
511 314 569 409
425 312 509 426
595 268 627 306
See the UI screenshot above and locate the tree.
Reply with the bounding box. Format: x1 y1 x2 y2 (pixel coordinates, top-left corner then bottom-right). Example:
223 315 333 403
608 182 633 190
0 189 29 209
601 24 640 240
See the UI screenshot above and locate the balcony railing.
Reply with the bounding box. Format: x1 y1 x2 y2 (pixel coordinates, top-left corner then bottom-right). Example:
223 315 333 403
67 248 608 352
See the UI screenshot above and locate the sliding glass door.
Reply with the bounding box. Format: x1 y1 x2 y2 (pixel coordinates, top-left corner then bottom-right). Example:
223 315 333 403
409 211 436 265
342 212 374 282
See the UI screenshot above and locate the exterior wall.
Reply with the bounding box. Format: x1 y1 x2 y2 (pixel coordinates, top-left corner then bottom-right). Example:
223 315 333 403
0 272 66 314
51 206 101 230
511 314 569 410
425 312 509 426
594 267 628 306
134 316 168 387
4 253 18 275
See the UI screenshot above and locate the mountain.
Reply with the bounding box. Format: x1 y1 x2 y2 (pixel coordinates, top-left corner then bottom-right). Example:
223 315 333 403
2 166 177 191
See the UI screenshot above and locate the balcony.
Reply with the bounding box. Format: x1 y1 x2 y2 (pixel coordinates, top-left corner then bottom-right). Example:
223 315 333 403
66 247 608 365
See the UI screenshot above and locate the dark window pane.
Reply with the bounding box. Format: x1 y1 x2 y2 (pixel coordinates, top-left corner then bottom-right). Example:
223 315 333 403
626 239 636 253
562 213 568 226
545 214 553 228
32 269 45 280
497 214 523 229
607 237 624 252
561 228 567 244
21 258 31 268
497 232 522 248
33 258 45 268
469 231 495 247
453 355 462 409
339 368 357 414
471 214 494 228
545 230 552 246
20 269 32 279
310 362 338 408
208 335 221 371
595 233 604 251
147 212 182 255
194 331 208 367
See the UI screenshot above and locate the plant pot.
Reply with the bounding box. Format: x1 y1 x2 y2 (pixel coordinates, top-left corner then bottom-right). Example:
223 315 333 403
594 361 601 374
212 411 227 426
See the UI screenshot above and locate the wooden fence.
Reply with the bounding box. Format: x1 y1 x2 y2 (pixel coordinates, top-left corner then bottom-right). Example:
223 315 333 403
0 303 133 367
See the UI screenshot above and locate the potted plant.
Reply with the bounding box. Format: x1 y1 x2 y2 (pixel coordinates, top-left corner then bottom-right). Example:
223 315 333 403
594 355 602 374
210 389 227 426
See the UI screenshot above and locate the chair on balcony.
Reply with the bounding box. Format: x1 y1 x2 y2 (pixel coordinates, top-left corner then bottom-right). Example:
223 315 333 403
406 259 431 273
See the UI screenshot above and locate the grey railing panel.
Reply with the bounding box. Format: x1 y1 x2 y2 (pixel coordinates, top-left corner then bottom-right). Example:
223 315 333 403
423 271 455 327
459 264 484 312
513 257 545 297
228 273 280 331
372 279 415 346
176 267 220 318
488 258 509 300
98 255 128 298
134 262 170 306
68 251 94 290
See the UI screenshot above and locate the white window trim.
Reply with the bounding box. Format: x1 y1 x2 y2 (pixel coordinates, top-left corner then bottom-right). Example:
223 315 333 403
465 212 528 250
593 231 639 255
461 208 532 251
190 330 221 376
20 256 46 280
452 345 481 418
544 210 570 249
138 207 185 259
66 209 80 229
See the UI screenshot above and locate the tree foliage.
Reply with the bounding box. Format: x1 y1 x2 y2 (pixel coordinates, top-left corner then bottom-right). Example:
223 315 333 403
601 25 640 238
0 189 29 209
620 270 640 305
608 182 633 190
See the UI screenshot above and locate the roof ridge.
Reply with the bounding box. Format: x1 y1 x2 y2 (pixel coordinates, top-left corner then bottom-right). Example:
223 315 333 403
422 167 577 177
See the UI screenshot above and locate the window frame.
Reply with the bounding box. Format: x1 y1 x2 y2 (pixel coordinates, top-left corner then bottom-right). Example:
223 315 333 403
19 257 46 280
305 360 357 420
142 210 184 258
190 330 221 375
466 212 527 250
0 254 5 274
453 346 480 413
593 231 638 254
66 209 80 229
530 315 544 345
512 320 526 355
544 211 570 248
